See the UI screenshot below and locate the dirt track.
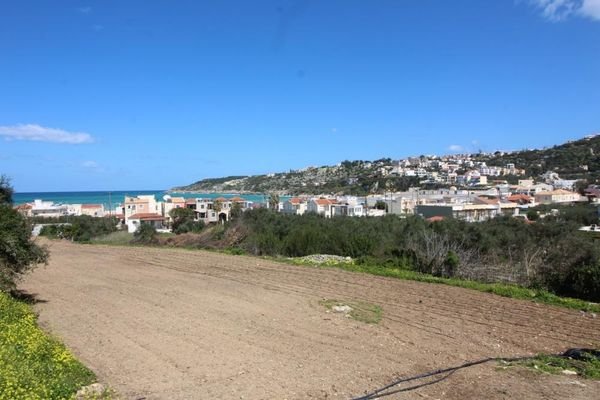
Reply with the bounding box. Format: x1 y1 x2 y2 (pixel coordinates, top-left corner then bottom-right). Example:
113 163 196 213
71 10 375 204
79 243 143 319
22 240 600 399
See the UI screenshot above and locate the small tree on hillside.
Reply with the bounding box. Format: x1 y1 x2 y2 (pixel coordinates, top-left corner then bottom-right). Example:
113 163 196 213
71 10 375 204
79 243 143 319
0 177 49 292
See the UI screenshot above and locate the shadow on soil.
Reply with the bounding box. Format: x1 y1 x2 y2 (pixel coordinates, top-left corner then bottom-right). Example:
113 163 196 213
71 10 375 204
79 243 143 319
11 289 48 304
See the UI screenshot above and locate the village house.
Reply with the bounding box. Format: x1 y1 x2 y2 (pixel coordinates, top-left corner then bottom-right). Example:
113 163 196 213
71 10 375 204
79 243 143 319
126 213 166 233
123 195 164 231
81 204 105 217
123 195 162 221
416 200 519 223
281 197 308 215
307 198 337 218
162 196 186 225
29 199 68 218
534 189 583 205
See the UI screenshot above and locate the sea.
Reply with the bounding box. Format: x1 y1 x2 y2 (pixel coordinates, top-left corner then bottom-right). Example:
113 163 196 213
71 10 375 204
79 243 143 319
13 191 275 209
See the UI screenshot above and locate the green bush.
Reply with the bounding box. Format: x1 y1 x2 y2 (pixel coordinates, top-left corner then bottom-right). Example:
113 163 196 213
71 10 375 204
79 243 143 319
38 216 118 242
228 208 600 302
132 224 158 244
173 220 205 235
0 206 48 292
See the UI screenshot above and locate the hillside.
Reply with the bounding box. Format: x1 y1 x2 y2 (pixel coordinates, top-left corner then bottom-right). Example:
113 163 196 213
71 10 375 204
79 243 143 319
477 134 600 182
173 134 600 194
173 159 421 195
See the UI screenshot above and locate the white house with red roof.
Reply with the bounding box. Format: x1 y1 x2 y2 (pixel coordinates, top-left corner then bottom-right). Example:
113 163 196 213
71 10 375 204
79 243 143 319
126 213 166 233
281 197 308 215
307 198 337 218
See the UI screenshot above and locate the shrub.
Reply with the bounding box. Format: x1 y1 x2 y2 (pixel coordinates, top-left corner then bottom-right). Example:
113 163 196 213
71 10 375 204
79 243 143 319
132 224 158 244
0 205 48 292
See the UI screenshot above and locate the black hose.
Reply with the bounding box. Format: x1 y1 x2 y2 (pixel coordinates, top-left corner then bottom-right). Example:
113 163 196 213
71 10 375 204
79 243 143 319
350 349 598 400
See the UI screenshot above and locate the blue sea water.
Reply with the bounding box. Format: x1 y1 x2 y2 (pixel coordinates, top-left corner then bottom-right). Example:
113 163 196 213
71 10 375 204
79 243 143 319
13 191 273 209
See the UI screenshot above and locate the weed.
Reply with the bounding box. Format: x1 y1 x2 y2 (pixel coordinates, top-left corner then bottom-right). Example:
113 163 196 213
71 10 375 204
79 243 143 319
320 299 382 324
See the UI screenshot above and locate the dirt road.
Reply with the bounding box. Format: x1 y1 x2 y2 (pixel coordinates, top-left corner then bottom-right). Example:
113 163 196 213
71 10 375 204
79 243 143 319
22 240 600 399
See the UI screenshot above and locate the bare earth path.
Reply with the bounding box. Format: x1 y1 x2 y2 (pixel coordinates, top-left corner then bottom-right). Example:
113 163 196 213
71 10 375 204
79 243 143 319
22 240 600 399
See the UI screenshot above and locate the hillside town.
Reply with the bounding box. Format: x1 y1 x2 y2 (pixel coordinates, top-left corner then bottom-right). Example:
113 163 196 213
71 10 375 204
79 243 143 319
15 173 600 233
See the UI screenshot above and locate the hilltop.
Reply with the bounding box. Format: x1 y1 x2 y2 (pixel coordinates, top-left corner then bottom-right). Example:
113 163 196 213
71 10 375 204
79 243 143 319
173 134 600 195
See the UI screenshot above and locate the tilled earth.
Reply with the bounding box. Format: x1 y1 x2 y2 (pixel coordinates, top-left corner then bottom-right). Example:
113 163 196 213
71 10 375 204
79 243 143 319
22 240 600 399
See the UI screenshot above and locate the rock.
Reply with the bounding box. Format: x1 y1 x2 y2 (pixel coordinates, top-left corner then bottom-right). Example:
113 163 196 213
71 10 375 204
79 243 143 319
332 305 353 314
562 369 578 375
299 254 353 264
76 383 107 399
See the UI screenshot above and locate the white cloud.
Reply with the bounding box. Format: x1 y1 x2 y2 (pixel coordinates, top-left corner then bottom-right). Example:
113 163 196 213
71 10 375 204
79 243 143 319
580 0 600 19
78 6 92 14
448 144 463 152
0 124 94 144
529 0 600 21
82 160 99 168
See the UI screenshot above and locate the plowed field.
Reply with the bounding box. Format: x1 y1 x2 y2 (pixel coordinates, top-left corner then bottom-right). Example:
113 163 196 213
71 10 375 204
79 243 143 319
22 240 600 399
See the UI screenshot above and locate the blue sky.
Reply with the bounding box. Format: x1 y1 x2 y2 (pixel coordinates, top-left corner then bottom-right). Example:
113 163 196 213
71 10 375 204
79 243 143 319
1 0 599 192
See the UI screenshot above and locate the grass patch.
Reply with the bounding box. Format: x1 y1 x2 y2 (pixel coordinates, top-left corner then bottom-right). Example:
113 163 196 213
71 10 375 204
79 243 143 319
0 291 97 399
319 299 382 324
505 353 600 380
90 231 133 245
290 259 600 313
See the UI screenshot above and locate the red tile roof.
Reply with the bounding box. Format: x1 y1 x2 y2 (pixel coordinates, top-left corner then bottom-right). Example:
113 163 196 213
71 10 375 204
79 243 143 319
315 199 335 205
214 197 227 202
229 196 245 202
507 194 533 203
426 216 445 222
128 213 164 221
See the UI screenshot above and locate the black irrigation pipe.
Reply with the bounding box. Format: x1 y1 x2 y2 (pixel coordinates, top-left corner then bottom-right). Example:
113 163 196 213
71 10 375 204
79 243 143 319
350 348 600 400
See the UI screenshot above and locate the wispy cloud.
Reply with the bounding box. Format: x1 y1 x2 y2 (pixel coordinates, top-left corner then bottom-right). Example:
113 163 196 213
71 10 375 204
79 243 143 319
92 24 104 32
82 160 99 168
78 6 92 14
0 124 94 144
448 144 463 152
528 0 600 21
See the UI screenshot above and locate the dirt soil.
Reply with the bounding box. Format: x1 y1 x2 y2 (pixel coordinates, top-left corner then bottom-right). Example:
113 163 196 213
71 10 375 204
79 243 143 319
22 240 600 400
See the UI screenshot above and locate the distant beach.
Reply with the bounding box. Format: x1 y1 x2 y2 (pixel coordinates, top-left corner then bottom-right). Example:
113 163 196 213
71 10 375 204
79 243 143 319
13 191 274 209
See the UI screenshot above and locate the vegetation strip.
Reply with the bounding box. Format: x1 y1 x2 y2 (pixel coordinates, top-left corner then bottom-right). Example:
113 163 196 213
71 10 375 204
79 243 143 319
504 353 600 380
292 258 600 313
0 292 96 400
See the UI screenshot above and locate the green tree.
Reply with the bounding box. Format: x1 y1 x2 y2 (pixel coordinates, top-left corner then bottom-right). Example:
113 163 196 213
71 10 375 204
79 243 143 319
268 193 280 211
132 223 158 244
526 209 539 221
212 200 223 214
374 200 388 211
170 207 195 229
0 175 13 204
0 177 49 292
230 202 243 220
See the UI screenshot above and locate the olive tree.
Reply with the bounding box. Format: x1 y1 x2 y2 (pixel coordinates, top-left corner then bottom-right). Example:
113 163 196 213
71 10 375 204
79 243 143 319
0 176 49 292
